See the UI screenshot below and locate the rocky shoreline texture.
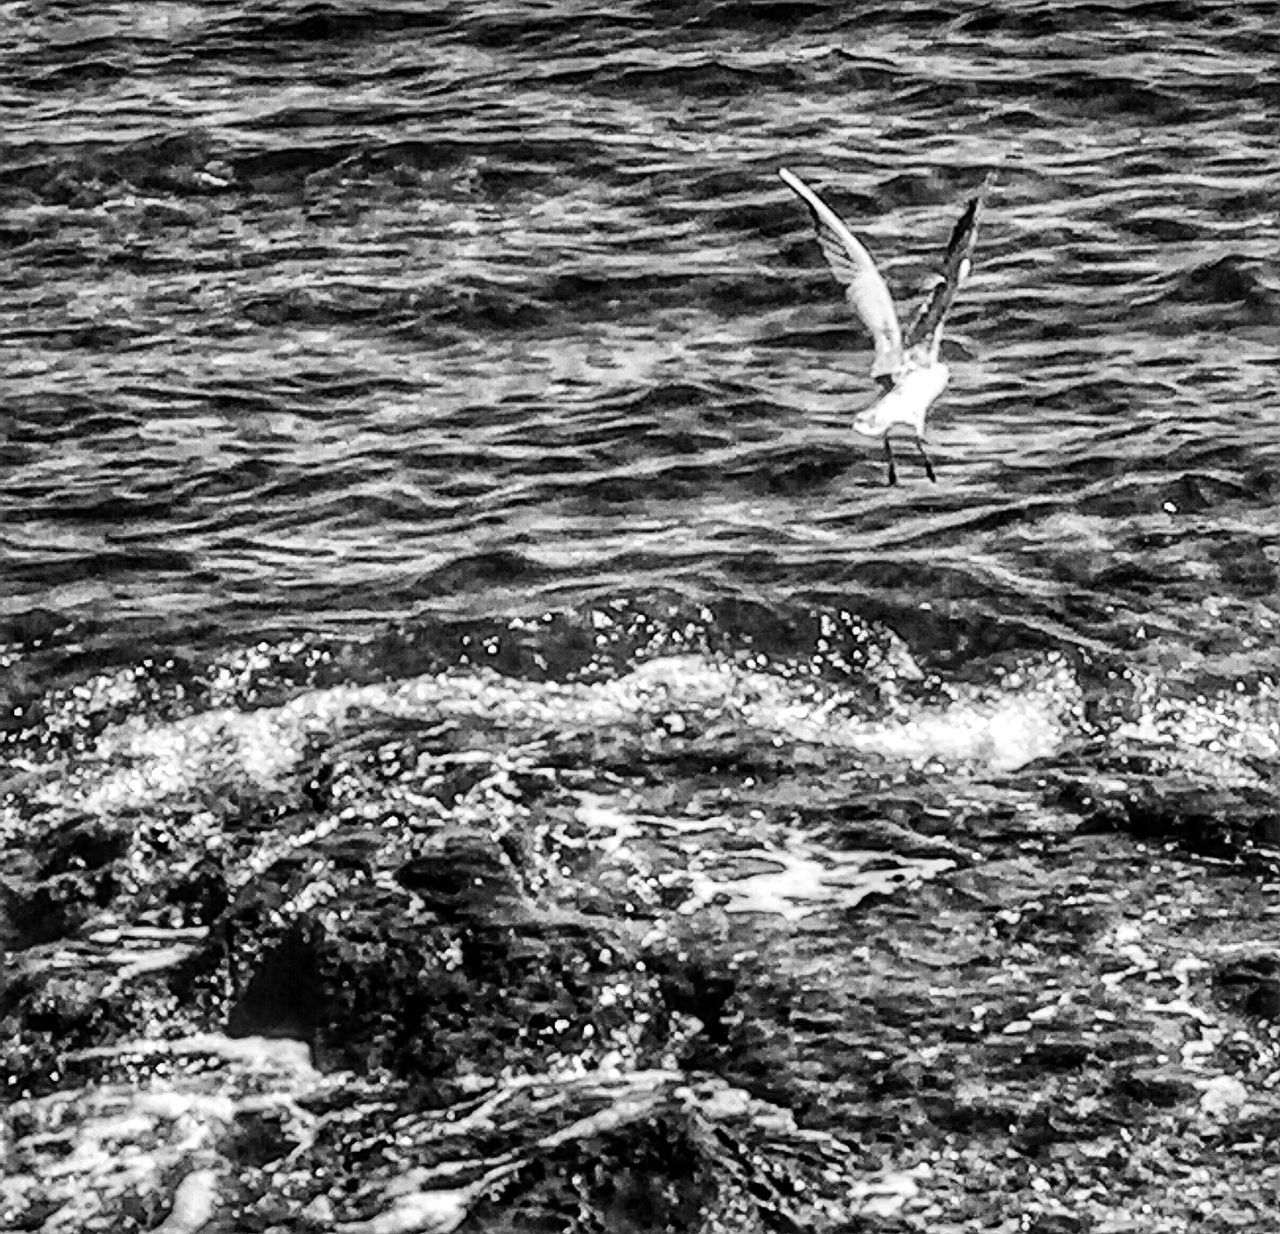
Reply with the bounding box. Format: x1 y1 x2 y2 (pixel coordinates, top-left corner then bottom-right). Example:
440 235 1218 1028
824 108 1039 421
5 636 1280 1232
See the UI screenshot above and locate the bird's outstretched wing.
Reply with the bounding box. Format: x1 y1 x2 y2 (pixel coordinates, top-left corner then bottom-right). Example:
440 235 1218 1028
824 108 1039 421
903 176 990 359
779 167 902 383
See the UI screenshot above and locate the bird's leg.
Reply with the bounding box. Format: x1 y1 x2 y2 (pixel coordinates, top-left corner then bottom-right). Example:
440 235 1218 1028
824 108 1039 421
913 437 937 483
883 437 898 486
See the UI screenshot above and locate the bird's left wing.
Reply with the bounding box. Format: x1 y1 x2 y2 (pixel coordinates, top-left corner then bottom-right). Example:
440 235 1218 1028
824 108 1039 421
903 175 991 359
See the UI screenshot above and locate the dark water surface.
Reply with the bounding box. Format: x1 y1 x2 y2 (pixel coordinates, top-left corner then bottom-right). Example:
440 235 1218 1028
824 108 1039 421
4 3 1280 1231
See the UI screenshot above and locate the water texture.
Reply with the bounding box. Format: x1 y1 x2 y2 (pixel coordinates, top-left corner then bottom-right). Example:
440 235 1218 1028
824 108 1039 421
3 2 1280 1231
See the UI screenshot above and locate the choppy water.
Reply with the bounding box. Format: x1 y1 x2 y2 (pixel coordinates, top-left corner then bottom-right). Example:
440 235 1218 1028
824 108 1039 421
4 3 1280 1231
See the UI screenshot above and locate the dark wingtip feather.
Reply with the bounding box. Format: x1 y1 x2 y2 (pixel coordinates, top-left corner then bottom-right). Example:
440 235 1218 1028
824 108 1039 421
945 195 980 257
949 171 994 253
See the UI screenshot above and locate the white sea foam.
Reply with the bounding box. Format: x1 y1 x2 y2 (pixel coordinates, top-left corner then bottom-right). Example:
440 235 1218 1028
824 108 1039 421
57 652 1083 819
7 1033 325 1233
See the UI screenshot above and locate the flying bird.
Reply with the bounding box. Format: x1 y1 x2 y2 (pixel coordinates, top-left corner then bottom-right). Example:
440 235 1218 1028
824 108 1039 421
779 167 988 485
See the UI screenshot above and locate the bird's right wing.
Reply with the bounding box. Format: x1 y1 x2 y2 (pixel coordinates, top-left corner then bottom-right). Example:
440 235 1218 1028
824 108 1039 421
779 167 902 382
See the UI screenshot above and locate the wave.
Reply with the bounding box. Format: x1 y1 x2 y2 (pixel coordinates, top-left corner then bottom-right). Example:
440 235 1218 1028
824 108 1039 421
9 596 1279 808
204 4 454 44
2 131 223 204
604 58 801 97
1166 254 1275 317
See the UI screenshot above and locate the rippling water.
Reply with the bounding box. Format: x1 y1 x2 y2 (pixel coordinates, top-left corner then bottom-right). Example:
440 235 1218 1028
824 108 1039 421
5 3 1280 1231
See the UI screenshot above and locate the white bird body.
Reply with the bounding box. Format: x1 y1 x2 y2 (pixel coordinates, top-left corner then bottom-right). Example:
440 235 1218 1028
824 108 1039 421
852 361 950 441
778 166 987 484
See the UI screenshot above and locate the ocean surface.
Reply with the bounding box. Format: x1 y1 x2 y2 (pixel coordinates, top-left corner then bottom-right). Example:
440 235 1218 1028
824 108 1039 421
4 2 1280 1231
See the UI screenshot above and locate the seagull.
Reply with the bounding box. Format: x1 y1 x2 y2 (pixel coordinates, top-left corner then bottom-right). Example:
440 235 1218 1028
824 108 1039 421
779 167 988 485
